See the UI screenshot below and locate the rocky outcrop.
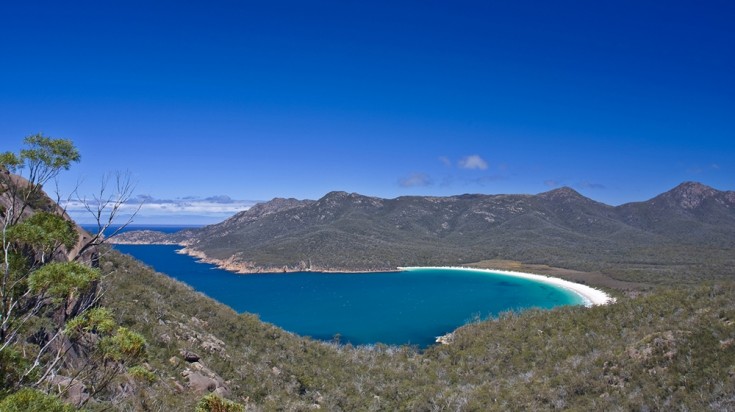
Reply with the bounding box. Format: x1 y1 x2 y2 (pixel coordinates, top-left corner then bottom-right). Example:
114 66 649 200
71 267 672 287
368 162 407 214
109 229 183 245
181 361 230 396
46 375 89 407
181 350 200 363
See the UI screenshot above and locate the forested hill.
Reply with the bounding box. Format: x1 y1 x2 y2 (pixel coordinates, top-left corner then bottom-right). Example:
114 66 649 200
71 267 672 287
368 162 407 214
113 182 735 283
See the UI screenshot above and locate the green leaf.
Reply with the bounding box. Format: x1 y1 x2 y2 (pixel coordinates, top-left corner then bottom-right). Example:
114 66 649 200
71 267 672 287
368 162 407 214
64 307 116 338
8 212 77 252
195 393 245 412
0 388 74 412
28 262 99 299
100 327 147 362
0 152 22 173
20 134 81 171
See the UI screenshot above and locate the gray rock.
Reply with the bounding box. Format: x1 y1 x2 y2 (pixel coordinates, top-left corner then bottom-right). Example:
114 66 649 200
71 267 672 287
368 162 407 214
181 350 200 362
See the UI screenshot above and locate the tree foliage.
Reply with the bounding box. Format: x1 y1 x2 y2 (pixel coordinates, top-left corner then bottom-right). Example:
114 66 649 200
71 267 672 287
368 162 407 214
0 388 74 412
64 307 116 338
195 393 245 412
1 133 81 225
100 327 147 363
28 262 99 300
7 212 77 265
2 133 80 181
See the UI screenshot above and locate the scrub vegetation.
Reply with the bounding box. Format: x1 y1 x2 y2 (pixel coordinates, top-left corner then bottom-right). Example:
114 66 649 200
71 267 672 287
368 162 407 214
100 251 735 411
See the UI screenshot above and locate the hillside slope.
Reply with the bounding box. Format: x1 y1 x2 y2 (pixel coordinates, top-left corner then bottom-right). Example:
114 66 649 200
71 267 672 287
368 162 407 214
100 249 735 410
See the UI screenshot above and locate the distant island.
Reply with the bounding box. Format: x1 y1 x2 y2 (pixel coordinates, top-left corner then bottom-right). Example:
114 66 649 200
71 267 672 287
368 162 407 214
112 181 735 287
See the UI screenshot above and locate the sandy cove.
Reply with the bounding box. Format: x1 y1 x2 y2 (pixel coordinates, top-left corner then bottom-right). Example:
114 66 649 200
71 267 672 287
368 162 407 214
399 266 615 307
400 266 616 345
171 251 615 346
175 249 618 307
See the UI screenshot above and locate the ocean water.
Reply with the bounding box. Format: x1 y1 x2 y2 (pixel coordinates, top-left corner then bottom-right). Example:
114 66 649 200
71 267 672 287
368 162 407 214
115 244 584 347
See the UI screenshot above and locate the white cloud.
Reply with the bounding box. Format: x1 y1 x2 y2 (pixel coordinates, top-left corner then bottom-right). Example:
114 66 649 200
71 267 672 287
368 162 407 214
438 156 451 167
63 195 258 224
398 173 432 188
458 155 488 170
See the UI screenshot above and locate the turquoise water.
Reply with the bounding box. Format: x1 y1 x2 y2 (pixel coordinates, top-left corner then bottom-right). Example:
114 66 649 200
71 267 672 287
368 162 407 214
115 244 584 347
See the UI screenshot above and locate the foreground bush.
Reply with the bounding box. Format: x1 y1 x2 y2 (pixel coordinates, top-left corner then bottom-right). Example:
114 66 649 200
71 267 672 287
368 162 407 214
195 393 245 412
0 388 74 412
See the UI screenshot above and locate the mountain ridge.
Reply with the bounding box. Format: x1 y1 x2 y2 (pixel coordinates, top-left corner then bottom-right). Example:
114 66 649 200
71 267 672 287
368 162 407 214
112 182 735 283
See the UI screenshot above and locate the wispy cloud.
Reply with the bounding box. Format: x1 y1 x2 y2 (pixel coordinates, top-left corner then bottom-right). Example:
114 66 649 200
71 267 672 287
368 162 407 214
63 195 258 224
438 156 452 167
458 155 488 170
544 179 560 187
399 173 432 188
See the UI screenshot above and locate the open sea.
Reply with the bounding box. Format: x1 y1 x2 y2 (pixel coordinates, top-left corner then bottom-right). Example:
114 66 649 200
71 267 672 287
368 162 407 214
112 227 584 347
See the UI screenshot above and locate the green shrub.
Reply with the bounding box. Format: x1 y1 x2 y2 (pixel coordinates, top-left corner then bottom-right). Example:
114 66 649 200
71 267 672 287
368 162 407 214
128 365 157 383
65 307 116 338
0 348 30 395
0 388 74 412
195 393 245 412
28 261 99 299
100 327 147 362
8 212 77 253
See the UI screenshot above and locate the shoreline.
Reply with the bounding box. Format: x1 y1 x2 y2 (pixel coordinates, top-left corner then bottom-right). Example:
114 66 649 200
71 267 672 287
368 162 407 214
174 247 402 274
118 245 618 305
399 266 615 307
117 246 616 346
124 244 620 302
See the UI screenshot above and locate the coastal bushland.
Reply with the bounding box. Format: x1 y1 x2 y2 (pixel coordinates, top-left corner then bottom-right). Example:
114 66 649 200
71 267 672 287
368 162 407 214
100 249 735 410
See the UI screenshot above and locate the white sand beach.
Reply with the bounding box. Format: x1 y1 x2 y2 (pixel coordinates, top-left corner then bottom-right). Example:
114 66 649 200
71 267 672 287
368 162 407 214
399 266 615 307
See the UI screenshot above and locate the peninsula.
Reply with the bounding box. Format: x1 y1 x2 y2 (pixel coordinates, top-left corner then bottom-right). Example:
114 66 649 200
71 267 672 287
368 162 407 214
112 182 735 288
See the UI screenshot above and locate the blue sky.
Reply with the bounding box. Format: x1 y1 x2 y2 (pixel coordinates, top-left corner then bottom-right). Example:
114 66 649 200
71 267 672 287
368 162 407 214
1 1 733 224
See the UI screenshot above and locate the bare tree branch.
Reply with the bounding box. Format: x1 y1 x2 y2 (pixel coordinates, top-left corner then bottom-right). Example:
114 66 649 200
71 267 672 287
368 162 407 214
74 171 143 261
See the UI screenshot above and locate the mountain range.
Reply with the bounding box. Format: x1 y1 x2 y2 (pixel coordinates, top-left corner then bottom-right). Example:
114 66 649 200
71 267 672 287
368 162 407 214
112 182 735 283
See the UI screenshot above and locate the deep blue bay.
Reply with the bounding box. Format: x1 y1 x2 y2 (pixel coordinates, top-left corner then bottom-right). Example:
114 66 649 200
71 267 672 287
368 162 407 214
114 244 584 347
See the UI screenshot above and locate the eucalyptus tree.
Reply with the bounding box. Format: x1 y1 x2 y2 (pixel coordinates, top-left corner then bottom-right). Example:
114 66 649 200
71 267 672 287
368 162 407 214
0 135 147 407
1 134 81 347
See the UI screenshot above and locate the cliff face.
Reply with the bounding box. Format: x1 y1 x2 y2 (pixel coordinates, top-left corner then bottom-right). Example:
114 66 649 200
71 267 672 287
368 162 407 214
112 182 735 282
